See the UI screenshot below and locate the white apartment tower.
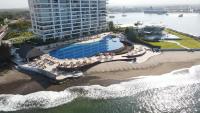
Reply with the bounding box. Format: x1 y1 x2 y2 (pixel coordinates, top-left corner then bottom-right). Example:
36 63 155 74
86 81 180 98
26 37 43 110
28 0 107 41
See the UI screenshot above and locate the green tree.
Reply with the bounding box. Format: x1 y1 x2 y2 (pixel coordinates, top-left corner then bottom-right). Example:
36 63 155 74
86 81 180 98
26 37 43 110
124 27 139 42
4 32 20 40
108 21 115 31
0 17 4 25
9 20 31 31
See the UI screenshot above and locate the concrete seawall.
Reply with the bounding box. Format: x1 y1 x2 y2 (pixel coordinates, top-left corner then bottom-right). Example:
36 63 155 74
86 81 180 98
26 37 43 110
17 65 59 83
160 48 200 52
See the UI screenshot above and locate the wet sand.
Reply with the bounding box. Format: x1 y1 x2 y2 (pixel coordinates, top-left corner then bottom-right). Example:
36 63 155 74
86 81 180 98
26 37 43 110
0 51 200 95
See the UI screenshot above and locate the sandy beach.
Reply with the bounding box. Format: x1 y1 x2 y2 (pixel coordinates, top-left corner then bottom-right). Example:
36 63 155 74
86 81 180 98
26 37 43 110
0 51 200 95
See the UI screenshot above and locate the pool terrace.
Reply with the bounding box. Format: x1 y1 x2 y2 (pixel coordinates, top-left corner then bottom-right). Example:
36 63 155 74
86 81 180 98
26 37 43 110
15 33 159 83
20 44 152 82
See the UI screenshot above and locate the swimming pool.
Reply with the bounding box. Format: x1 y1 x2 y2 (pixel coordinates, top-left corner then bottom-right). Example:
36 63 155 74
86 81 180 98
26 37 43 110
49 36 124 59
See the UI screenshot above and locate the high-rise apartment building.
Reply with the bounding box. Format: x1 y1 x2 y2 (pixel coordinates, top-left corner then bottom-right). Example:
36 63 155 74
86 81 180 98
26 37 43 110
28 0 107 41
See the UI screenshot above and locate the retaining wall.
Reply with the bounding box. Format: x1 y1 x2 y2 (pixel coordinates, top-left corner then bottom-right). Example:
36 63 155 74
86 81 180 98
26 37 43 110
160 48 200 52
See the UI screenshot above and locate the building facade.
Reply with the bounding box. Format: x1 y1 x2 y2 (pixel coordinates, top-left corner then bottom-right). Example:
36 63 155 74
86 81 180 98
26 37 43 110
28 0 107 41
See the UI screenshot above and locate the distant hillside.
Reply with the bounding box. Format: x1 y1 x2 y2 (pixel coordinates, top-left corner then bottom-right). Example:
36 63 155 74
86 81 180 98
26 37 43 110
108 4 200 13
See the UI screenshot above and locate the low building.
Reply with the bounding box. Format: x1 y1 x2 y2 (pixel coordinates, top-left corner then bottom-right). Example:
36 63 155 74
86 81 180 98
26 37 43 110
17 44 44 62
144 34 181 41
140 25 181 41
142 25 165 35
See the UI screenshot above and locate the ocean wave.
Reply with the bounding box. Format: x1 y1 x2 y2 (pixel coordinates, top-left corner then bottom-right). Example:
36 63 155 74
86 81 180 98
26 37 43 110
0 65 200 112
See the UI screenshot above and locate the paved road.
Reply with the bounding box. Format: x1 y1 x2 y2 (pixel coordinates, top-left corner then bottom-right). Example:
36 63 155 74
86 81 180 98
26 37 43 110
165 40 190 49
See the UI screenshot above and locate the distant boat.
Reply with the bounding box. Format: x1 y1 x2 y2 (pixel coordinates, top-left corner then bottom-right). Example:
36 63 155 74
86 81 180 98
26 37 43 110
122 6 127 17
109 16 115 18
122 14 127 17
178 14 183 17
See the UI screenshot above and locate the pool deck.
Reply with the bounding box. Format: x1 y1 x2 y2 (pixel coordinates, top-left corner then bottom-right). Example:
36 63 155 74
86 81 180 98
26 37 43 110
12 32 160 83
15 44 160 83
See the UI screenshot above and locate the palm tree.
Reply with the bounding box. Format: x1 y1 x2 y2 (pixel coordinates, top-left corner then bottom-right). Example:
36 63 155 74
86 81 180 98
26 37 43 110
108 21 115 32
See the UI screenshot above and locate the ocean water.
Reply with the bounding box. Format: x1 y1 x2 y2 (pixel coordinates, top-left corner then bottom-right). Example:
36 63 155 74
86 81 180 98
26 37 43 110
1 65 200 113
108 13 200 37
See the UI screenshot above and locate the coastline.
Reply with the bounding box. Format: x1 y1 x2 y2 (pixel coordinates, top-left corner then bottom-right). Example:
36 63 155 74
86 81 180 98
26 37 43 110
1 51 200 95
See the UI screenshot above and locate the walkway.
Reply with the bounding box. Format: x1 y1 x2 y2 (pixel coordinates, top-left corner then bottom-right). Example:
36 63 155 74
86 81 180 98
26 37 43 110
165 40 190 49
86 50 160 74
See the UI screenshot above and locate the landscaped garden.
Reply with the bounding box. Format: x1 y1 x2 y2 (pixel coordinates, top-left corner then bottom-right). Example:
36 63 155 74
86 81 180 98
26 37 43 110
1 20 52 47
2 20 35 47
141 29 200 49
148 41 183 49
165 29 200 48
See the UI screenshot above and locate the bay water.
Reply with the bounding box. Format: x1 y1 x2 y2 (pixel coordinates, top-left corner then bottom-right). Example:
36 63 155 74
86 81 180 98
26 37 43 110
108 13 200 37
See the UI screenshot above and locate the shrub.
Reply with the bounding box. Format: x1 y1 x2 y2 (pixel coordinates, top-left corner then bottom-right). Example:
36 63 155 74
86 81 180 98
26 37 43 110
4 32 34 40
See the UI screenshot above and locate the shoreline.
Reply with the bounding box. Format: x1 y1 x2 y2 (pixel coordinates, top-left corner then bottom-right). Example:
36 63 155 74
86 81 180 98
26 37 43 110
0 51 200 94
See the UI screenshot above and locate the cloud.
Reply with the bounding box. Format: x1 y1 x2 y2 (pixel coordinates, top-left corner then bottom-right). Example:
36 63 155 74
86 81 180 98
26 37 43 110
0 0 199 9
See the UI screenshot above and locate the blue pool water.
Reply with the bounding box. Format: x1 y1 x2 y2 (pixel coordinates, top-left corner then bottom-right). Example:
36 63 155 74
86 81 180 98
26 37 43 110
49 36 124 59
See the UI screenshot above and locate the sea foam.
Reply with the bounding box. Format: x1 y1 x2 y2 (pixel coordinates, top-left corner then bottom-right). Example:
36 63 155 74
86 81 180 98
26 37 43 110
0 65 200 112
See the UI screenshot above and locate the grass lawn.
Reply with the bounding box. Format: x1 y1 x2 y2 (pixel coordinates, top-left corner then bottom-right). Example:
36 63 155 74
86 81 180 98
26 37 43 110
148 41 183 49
4 32 34 40
165 29 200 49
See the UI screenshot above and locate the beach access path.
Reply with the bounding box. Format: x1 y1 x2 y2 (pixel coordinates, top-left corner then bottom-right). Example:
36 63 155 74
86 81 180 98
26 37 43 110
86 51 200 75
164 40 190 49
86 50 160 74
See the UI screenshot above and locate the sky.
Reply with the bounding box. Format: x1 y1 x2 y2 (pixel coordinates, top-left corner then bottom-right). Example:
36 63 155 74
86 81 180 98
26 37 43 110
0 0 200 9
